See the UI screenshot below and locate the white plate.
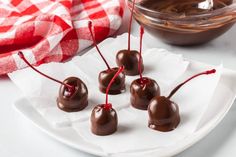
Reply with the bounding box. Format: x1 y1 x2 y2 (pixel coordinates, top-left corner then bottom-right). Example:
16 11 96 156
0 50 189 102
14 60 236 157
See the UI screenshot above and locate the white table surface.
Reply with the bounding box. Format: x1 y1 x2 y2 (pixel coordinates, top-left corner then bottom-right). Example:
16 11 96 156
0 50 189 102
1 5 236 157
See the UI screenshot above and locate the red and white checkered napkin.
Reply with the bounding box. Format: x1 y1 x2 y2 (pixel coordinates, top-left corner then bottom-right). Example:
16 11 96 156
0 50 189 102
0 0 124 75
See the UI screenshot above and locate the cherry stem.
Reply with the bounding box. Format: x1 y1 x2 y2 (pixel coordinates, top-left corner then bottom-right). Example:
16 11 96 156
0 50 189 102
128 0 136 52
167 69 216 99
18 51 75 93
88 21 111 70
105 66 124 108
139 26 144 83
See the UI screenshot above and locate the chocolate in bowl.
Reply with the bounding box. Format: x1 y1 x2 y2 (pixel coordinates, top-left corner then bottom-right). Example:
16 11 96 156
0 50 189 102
128 0 236 46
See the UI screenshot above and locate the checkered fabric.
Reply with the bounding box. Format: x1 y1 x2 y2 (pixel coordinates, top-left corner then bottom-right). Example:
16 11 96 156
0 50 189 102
0 0 124 75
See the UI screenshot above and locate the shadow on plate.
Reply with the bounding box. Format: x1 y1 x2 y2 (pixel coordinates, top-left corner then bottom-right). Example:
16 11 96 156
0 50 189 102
177 102 236 157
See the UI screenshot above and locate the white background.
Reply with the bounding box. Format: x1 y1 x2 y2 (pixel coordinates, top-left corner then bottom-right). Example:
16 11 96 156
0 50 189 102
1 4 236 157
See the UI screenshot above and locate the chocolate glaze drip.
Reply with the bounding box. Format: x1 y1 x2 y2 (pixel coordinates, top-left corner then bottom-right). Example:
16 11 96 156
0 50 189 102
148 96 180 132
57 77 88 112
116 50 144 76
99 67 126 94
130 77 160 110
91 104 118 136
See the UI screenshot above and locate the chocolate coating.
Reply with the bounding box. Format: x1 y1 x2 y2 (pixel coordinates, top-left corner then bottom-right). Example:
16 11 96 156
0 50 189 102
137 0 234 45
91 104 118 136
148 96 180 132
99 67 126 95
130 77 160 110
57 77 88 112
116 49 144 76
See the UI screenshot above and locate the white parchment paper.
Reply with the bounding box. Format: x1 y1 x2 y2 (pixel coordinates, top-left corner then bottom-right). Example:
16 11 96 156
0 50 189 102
9 34 189 128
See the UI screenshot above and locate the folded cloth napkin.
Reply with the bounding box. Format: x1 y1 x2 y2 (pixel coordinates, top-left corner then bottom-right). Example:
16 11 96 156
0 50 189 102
0 0 124 75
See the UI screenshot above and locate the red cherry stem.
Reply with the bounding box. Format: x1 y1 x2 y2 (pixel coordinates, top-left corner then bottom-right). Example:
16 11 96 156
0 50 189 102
105 66 124 108
167 69 216 99
18 51 75 93
88 21 111 70
139 26 144 83
128 0 136 52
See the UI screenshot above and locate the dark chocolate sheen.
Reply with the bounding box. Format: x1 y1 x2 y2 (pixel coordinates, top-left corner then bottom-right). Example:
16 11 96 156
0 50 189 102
99 67 126 95
116 49 144 76
57 77 88 112
130 77 160 110
148 96 180 132
91 104 118 136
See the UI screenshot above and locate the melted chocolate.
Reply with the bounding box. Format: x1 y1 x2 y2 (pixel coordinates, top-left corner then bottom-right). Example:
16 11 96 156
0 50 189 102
148 96 180 132
130 77 160 110
91 104 118 136
140 0 233 15
57 77 88 112
116 50 144 76
137 0 234 45
99 67 126 94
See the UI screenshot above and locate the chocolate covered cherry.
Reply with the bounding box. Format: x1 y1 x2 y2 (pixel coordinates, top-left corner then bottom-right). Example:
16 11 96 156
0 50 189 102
131 77 160 110
116 50 143 76
99 67 125 94
148 69 216 132
57 77 88 112
130 26 160 110
148 96 180 132
91 66 124 136
91 104 117 136
116 0 144 76
88 21 126 95
18 52 88 112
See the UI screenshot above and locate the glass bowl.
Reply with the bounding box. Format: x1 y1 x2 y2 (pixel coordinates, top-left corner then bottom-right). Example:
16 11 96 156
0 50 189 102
128 0 236 46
